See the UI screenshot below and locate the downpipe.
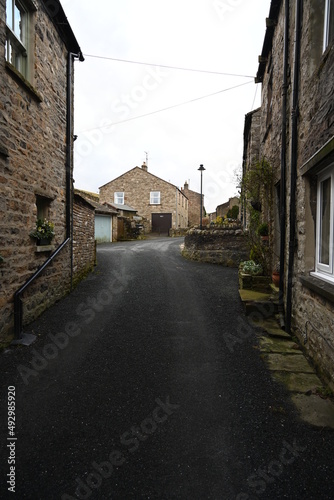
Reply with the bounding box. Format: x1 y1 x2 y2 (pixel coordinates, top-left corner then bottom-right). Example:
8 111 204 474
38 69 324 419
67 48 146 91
279 0 289 329
286 0 302 333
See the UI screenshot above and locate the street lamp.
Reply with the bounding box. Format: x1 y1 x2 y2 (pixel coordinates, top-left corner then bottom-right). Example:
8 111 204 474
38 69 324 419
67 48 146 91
198 164 205 229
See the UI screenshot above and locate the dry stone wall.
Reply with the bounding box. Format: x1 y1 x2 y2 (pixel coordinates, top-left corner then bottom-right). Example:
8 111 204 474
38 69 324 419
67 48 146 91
182 228 248 267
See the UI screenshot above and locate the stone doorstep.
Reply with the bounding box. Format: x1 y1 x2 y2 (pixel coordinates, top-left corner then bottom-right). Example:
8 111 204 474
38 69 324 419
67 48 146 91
238 289 279 317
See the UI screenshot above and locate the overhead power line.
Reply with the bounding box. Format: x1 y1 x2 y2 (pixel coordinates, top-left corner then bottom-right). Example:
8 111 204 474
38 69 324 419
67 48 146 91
78 80 253 134
83 53 254 79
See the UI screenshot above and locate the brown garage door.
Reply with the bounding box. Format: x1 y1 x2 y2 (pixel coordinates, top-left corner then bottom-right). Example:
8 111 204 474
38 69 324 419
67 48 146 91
152 213 172 235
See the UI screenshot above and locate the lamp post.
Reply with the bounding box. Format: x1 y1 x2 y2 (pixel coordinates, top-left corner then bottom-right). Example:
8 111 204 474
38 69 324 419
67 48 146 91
198 164 205 229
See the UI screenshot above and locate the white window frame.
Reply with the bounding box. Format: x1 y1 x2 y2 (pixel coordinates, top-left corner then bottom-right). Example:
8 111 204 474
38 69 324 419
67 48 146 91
311 164 334 284
150 191 161 205
5 0 29 78
114 192 124 205
323 0 334 52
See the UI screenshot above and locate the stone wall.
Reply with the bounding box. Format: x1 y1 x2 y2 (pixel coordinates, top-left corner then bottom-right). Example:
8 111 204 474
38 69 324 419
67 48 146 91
100 166 188 230
181 182 202 226
249 0 334 389
0 0 80 340
182 228 248 267
73 195 96 287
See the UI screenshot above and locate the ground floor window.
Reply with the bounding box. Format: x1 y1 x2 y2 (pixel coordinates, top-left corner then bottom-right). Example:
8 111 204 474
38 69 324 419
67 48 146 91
313 164 334 282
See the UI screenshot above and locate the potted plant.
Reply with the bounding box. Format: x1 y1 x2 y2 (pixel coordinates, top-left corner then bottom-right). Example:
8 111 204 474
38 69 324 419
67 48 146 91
30 219 55 245
240 260 263 276
272 262 280 287
258 222 269 241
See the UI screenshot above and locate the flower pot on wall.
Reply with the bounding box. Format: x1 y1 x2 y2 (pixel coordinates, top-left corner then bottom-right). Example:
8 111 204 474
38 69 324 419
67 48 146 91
37 238 52 246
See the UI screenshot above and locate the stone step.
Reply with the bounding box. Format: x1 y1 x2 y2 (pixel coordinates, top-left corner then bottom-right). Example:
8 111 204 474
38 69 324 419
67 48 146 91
238 289 279 318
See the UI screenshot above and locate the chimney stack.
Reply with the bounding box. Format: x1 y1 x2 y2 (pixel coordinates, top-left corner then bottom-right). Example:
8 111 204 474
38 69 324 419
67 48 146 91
141 162 148 172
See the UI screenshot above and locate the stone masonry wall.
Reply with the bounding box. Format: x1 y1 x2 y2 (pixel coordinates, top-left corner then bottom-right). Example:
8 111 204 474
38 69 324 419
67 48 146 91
100 167 188 230
182 228 249 267
292 1 334 389
254 0 334 389
181 183 202 227
73 196 95 287
0 0 75 339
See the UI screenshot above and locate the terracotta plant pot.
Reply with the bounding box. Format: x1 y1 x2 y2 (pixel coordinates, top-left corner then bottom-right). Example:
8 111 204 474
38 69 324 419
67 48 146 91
272 271 280 287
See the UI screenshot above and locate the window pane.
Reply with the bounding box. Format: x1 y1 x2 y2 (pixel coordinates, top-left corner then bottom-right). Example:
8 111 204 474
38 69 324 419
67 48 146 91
150 192 160 204
14 3 22 39
320 177 331 265
6 0 13 28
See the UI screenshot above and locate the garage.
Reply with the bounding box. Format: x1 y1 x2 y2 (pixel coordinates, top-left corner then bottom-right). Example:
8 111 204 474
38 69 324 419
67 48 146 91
152 213 172 235
95 215 112 243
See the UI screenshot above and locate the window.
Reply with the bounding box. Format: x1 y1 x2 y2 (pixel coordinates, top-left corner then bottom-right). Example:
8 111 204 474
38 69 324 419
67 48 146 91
5 0 29 78
150 191 160 205
36 195 51 220
313 165 334 282
323 0 334 52
114 192 124 205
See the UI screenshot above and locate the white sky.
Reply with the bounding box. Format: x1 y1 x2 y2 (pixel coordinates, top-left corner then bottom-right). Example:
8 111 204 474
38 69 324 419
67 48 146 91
63 0 270 213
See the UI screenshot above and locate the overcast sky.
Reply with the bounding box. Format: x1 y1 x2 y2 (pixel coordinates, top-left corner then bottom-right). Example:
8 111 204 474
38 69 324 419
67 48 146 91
63 0 269 213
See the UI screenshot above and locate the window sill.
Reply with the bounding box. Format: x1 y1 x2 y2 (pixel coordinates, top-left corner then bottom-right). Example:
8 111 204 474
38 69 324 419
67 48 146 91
6 62 43 103
35 245 53 253
300 274 334 303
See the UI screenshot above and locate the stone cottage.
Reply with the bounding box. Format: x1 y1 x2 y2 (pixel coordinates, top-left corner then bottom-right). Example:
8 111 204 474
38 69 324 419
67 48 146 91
99 163 189 234
181 181 203 227
0 0 85 341
242 0 334 388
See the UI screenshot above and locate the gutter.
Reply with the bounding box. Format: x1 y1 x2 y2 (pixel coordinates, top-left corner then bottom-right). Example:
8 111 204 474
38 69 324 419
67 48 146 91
286 0 302 333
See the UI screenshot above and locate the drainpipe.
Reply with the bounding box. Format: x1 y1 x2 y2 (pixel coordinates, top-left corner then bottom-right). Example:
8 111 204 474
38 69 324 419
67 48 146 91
67 53 74 288
279 0 289 328
286 0 302 333
67 52 83 288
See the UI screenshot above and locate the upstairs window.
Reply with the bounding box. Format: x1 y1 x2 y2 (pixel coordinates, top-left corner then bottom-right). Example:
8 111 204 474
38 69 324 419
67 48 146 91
313 165 334 282
323 0 334 52
6 0 29 78
114 192 124 205
150 191 160 205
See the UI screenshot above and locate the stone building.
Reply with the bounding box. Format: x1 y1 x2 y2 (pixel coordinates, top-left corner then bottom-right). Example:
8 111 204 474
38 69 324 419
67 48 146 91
99 164 189 234
216 197 240 219
243 0 334 388
0 0 84 341
181 181 203 227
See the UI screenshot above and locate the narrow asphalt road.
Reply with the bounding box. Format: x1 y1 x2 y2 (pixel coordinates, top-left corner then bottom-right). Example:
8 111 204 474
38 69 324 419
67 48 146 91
1 238 334 499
